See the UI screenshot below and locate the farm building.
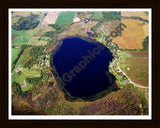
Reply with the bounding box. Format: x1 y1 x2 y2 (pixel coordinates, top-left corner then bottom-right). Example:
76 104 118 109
73 17 80 23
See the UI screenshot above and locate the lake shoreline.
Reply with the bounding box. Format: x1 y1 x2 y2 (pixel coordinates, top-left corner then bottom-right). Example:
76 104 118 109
49 36 118 102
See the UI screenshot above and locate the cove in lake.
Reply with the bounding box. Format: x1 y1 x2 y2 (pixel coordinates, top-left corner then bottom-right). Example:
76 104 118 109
51 36 116 99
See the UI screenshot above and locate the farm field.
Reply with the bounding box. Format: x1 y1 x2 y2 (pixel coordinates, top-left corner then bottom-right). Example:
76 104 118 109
21 47 31 64
12 35 18 41
55 11 75 24
27 25 55 46
28 37 49 46
41 12 60 25
11 48 21 64
121 11 149 20
92 12 103 20
112 19 147 49
12 28 39 46
119 51 148 87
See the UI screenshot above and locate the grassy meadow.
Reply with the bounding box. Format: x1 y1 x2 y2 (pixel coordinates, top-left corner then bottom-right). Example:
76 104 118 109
55 11 75 24
12 48 21 64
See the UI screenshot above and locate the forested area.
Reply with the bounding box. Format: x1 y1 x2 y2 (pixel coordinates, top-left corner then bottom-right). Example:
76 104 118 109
142 36 149 50
12 14 40 30
24 46 45 69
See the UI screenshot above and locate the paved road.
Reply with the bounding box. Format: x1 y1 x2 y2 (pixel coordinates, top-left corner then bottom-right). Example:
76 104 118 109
117 66 149 89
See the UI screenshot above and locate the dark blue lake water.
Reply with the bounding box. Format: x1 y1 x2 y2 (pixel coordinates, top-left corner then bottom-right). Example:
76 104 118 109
52 37 115 98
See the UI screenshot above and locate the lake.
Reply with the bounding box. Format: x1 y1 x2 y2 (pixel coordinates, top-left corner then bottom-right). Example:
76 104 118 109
51 36 116 98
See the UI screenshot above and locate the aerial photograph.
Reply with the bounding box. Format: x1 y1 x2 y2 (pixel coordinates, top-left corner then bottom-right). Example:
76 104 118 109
9 9 151 119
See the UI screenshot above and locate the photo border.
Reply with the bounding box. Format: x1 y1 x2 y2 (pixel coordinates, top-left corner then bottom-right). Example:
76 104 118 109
8 8 152 120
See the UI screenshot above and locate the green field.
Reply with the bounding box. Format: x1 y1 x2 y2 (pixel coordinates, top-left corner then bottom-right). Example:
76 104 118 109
12 68 40 92
12 28 39 46
55 11 75 24
92 12 103 20
12 47 41 92
12 48 21 64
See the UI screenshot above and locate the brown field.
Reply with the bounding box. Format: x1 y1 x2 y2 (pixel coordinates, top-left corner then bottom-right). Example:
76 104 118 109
58 21 98 40
21 48 32 64
121 11 149 20
97 20 121 36
41 12 60 25
12 35 18 41
113 19 147 49
121 51 148 87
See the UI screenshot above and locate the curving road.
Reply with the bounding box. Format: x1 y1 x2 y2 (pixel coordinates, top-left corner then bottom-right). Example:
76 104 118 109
116 66 149 89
